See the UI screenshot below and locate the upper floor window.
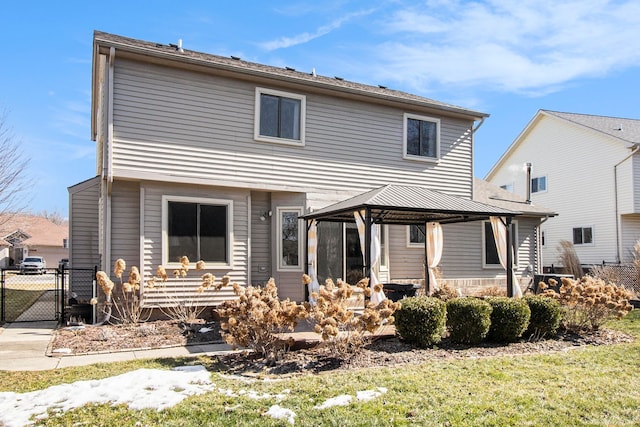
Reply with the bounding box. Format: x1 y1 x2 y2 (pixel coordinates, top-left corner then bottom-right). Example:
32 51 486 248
407 224 426 247
531 176 547 193
255 88 306 145
403 113 440 161
277 207 303 271
163 196 233 267
573 227 593 245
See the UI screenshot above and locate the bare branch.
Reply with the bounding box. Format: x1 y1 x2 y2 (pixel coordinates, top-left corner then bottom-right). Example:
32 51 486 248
0 108 31 224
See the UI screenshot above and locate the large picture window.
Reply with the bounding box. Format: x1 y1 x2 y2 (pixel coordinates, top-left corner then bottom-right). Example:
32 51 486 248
277 207 303 271
255 88 305 145
163 196 233 266
483 221 518 268
403 113 440 161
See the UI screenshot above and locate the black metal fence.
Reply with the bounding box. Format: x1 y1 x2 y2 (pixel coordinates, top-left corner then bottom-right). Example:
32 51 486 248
1 267 97 323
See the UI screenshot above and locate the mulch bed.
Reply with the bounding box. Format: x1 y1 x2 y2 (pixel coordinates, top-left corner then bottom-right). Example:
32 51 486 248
49 320 634 376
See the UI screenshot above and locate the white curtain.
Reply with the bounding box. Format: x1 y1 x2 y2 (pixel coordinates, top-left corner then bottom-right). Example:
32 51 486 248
489 216 522 298
426 222 443 292
354 210 385 304
307 220 320 304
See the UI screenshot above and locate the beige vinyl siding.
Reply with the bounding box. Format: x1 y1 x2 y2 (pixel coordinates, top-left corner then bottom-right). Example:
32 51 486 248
250 191 271 285
489 114 628 265
69 177 100 300
110 58 474 199
109 181 140 270
139 182 250 307
388 219 539 283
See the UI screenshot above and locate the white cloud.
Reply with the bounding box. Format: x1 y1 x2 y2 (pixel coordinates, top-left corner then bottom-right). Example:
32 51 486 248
374 0 640 95
260 8 376 51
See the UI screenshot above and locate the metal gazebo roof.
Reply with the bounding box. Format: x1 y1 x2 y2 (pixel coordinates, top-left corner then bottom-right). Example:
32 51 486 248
301 184 518 224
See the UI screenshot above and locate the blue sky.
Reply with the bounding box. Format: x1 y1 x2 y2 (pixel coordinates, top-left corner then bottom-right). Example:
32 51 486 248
2 0 640 217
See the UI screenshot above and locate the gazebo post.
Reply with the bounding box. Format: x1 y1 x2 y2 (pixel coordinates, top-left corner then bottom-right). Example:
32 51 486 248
364 208 372 285
423 225 430 295
506 216 514 297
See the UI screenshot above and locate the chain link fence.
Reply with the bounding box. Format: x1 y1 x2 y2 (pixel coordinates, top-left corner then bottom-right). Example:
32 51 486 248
1 267 98 323
0 268 61 322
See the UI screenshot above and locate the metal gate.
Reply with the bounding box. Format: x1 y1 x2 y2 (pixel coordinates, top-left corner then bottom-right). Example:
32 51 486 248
0 268 64 322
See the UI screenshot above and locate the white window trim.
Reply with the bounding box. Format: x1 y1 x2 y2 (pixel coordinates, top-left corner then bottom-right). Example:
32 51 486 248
161 195 234 269
379 225 389 271
254 87 306 146
402 113 440 163
276 206 304 272
531 175 547 194
406 224 426 248
572 225 594 246
482 220 518 269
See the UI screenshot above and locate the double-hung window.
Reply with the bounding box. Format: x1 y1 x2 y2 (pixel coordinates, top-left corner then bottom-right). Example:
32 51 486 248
255 88 306 145
531 176 547 193
403 113 440 161
277 207 303 271
573 227 593 245
163 196 233 267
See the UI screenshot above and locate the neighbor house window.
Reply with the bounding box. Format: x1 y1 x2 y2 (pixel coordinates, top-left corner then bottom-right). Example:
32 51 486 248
255 88 305 145
483 221 518 268
573 227 593 245
531 176 547 193
403 113 440 161
277 207 303 271
163 196 233 266
407 224 426 247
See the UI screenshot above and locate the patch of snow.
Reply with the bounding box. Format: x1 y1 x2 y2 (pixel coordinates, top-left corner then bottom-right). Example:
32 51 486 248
357 387 387 401
265 404 296 425
0 366 214 427
51 348 72 354
198 327 213 333
314 394 353 409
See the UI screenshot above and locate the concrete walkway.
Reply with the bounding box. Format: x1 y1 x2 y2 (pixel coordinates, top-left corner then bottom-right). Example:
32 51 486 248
0 321 236 371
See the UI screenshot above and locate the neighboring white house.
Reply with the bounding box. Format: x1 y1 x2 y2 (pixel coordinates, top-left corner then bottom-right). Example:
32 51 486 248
69 31 553 307
485 110 640 267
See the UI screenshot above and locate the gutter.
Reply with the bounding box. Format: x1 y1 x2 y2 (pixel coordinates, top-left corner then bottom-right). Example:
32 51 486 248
614 144 640 263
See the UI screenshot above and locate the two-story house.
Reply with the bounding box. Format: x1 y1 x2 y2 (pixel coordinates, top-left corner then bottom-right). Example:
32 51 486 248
486 110 640 268
69 31 554 308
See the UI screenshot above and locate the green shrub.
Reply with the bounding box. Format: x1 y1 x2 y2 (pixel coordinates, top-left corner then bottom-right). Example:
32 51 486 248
446 298 492 344
394 296 446 348
523 295 562 339
486 297 531 342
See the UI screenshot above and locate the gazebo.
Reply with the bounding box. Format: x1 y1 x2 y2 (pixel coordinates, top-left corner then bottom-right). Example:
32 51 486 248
301 185 521 299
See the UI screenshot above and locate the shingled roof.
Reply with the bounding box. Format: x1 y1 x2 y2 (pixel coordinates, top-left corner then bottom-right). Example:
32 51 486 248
543 110 640 145
0 214 68 247
93 30 488 121
473 178 556 217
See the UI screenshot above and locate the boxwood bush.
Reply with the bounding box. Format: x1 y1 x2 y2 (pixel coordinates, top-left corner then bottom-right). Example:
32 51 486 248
523 295 562 339
486 297 531 342
394 296 446 348
446 297 492 344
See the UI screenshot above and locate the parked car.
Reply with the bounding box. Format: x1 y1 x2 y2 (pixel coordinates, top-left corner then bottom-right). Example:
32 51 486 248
58 258 69 271
20 256 47 274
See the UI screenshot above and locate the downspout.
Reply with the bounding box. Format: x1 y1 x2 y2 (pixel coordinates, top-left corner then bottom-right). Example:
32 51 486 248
103 46 115 271
614 144 640 263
